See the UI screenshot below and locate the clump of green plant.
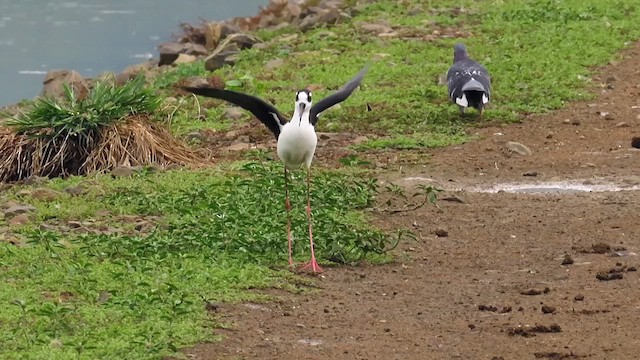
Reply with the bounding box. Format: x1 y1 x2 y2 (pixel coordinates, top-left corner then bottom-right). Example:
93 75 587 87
0 76 201 182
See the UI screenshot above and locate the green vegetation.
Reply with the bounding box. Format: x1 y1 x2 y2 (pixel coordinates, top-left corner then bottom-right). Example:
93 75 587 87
0 164 397 359
6 76 160 136
159 0 640 146
1 0 640 358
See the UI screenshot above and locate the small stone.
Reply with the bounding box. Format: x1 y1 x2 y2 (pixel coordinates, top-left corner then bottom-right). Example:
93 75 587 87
615 121 629 128
64 185 87 196
223 107 244 120
596 271 623 281
599 111 614 120
434 228 448 237
522 171 538 177
30 188 61 202
3 205 37 218
561 254 574 265
111 166 137 177
570 119 581 126
562 119 571 124
541 305 556 314
505 141 532 155
632 137 640 149
8 214 30 226
264 58 285 71
546 132 554 139
360 23 393 35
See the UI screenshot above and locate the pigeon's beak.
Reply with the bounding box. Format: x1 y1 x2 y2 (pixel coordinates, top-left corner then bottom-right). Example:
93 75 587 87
299 103 306 111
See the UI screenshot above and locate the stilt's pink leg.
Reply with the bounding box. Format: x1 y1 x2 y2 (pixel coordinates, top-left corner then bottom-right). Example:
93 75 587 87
301 167 323 273
284 168 294 270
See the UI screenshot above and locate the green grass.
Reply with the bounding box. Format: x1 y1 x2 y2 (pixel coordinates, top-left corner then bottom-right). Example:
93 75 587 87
6 75 160 137
0 163 400 359
157 0 640 148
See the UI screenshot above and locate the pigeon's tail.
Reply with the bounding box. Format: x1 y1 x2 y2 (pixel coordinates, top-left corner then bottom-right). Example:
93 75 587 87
461 78 486 93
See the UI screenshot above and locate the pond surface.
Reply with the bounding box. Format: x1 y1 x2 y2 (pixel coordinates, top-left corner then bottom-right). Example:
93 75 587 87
0 0 267 105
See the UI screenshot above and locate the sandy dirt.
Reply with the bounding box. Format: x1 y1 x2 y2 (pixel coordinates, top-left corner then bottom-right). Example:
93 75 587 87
178 42 640 360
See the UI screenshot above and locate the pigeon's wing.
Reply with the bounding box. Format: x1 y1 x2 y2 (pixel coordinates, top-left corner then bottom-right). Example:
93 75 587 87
182 87 288 139
309 65 369 126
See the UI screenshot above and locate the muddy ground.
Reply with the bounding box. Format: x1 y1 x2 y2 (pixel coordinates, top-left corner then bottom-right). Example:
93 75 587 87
179 43 640 359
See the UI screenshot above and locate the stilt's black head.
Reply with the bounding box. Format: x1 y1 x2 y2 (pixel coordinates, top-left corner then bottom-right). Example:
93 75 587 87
295 89 312 111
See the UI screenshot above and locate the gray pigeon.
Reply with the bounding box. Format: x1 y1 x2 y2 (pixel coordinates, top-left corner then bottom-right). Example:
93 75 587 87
446 43 491 117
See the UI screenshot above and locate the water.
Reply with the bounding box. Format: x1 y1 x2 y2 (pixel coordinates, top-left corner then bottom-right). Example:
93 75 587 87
0 0 268 106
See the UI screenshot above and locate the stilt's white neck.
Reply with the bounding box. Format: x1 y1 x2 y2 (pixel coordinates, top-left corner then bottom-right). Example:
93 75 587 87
292 105 312 125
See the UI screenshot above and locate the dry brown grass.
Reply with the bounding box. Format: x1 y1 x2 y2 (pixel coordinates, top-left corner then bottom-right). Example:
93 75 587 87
0 115 207 182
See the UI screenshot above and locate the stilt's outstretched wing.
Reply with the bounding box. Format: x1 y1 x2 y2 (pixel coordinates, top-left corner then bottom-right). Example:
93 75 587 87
182 87 288 139
309 65 369 126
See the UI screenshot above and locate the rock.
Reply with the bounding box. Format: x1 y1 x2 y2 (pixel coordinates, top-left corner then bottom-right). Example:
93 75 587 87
360 23 394 35
23 176 48 185
505 141 532 155
434 228 448 237
8 214 30 226
1 201 19 210
570 119 581 125
158 42 209 66
264 58 285 71
111 166 138 177
522 171 538 177
30 188 61 202
615 121 629 128
224 33 262 50
299 15 321 32
4 204 37 219
115 60 156 85
561 254 574 265
223 107 245 120
157 42 185 66
173 53 198 65
185 131 205 142
599 111 614 120
183 42 209 56
574 294 584 301
41 70 89 101
180 76 211 89
203 21 242 50
64 185 88 196
541 305 556 314
204 42 241 71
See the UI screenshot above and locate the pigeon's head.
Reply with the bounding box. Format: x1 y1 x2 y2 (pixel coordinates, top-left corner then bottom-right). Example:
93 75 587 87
453 43 469 62
295 90 312 112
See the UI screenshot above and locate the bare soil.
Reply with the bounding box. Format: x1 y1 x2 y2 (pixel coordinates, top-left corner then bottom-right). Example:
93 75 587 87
180 43 640 359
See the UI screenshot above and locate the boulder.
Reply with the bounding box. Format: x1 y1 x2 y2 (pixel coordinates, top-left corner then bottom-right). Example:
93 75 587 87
204 42 241 71
115 60 157 85
41 70 89 101
203 21 242 50
173 53 198 65
158 42 184 66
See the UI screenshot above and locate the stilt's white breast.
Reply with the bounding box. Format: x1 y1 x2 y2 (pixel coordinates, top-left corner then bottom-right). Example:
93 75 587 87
277 122 318 169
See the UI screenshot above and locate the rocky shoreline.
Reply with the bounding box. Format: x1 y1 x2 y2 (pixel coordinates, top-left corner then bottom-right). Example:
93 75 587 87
35 0 353 103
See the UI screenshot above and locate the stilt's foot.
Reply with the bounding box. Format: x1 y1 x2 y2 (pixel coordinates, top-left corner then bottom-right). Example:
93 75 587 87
300 258 323 273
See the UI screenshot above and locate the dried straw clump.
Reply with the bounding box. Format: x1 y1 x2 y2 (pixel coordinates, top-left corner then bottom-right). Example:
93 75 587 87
0 116 204 182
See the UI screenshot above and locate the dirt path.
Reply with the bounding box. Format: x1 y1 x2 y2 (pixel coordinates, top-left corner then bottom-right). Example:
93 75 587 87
181 43 640 360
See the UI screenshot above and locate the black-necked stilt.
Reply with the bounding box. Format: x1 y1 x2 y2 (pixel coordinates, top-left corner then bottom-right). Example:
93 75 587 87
182 65 369 273
446 43 491 117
